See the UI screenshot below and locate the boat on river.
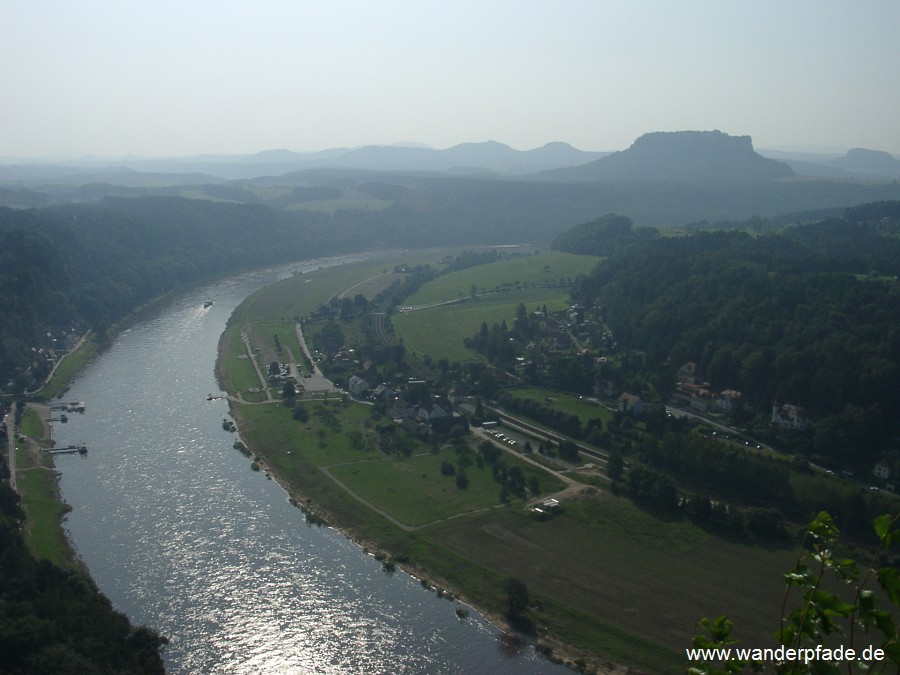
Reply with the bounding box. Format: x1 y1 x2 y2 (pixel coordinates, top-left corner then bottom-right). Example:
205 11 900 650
203 299 214 308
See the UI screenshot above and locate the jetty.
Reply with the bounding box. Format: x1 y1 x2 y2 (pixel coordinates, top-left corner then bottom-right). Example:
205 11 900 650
47 444 88 456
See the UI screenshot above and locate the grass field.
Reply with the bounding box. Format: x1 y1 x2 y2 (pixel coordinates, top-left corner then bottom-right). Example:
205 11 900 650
421 494 795 672
391 251 600 363
17 465 72 564
249 320 303 373
217 329 263 395
393 288 573 362
34 334 98 400
217 256 428 393
329 446 565 528
507 387 615 426
228 255 442 327
15 407 75 568
402 251 602 306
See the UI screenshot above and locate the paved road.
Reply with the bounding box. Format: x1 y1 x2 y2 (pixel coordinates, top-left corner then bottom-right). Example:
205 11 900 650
336 273 390 300
294 322 335 393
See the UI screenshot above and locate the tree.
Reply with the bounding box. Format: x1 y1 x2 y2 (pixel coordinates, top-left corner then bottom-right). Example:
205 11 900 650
292 403 309 423
455 469 469 489
474 397 484 419
282 381 296 402
558 439 580 462
504 577 534 633
690 512 900 673
606 450 624 482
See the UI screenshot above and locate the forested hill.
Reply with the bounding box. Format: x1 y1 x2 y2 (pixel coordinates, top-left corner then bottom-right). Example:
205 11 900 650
574 201 900 465
0 197 370 391
550 213 659 256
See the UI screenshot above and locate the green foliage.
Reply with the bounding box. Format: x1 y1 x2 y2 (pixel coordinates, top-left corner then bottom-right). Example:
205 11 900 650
552 213 659 256
498 394 585 438
577 215 900 466
292 402 310 422
625 464 678 512
691 511 900 674
607 450 625 481
0 196 353 389
558 439 580 462
505 577 534 633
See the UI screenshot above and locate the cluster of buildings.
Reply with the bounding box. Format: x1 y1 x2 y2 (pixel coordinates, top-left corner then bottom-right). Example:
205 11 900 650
672 361 817 432
348 375 466 436
4 325 83 394
671 362 743 415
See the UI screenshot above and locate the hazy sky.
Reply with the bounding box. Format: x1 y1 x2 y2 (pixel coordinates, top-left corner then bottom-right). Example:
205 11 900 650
3 1 899 158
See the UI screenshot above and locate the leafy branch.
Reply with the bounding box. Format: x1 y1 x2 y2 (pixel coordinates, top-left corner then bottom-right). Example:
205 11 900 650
692 511 900 674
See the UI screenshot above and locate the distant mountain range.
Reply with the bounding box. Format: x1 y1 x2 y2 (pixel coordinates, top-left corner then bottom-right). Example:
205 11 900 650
297 140 608 175
0 142 607 182
2 131 898 190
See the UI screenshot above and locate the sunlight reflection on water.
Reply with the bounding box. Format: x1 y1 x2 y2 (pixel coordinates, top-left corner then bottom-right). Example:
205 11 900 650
52 257 566 674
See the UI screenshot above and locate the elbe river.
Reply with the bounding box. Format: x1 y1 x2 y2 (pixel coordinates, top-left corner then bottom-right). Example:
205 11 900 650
51 255 567 674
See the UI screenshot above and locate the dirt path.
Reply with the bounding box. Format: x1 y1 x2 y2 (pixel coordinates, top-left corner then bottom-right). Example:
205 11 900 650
241 327 273 401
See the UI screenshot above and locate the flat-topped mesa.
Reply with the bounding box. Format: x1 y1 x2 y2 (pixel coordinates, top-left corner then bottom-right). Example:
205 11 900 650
548 129 794 182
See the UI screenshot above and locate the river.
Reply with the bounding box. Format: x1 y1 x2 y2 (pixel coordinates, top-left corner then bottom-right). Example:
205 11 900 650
50 256 566 674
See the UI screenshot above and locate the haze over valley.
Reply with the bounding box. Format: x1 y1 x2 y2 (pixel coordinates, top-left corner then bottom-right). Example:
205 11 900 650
2 2 899 673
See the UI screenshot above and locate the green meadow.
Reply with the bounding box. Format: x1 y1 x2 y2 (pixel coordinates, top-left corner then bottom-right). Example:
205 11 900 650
401 251 601 306
506 387 615 426
392 251 600 363
422 496 794 673
14 408 76 568
393 288 572 362
329 447 565 528
35 334 99 400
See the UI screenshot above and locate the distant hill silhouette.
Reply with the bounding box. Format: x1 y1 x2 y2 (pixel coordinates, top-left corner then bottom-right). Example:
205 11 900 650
551 213 659 256
326 140 606 174
542 130 793 182
69 142 606 179
827 148 900 178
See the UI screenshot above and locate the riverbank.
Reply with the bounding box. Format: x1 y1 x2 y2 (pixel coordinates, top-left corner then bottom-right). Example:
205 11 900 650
227 402 617 674
9 404 72 565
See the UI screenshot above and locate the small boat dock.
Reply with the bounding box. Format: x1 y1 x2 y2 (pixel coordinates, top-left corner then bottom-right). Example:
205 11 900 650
47 444 88 456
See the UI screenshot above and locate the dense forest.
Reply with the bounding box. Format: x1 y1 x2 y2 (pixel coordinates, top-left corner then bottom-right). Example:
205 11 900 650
573 202 900 465
0 197 389 390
